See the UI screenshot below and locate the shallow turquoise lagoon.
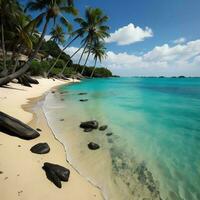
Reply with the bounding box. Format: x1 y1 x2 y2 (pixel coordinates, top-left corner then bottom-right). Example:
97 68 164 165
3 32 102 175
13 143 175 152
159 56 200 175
50 78 200 199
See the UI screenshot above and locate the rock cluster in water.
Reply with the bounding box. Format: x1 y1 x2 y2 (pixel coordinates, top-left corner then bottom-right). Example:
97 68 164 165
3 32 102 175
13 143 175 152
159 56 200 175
110 143 162 200
80 120 99 130
0 111 40 140
42 162 70 188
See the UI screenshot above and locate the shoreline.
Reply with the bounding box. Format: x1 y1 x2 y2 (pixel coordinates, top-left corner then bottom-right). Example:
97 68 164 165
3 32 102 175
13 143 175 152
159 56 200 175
0 77 104 200
43 81 163 200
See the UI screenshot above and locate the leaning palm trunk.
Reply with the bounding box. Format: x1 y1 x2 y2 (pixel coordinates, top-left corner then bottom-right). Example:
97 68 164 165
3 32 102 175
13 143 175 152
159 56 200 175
0 18 49 86
60 44 84 75
90 58 97 78
77 44 87 64
81 46 91 75
47 34 80 77
74 44 88 72
0 15 7 77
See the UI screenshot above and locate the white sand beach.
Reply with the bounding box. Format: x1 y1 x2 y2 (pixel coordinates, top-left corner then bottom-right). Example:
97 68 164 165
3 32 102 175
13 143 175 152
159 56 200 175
0 77 103 200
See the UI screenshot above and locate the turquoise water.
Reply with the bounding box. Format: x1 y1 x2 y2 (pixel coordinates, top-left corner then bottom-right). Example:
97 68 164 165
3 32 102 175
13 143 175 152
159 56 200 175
46 78 200 200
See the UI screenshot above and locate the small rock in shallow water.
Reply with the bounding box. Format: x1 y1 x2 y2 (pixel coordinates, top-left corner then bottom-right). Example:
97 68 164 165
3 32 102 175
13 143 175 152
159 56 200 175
78 92 87 95
99 125 108 131
88 142 100 150
84 128 93 132
80 120 98 129
60 119 64 121
30 143 50 154
106 132 113 136
79 99 88 102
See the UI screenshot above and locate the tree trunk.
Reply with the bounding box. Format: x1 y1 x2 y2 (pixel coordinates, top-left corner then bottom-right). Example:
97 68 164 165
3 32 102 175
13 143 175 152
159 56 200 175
47 34 79 77
77 43 87 65
60 44 84 75
0 18 49 86
81 45 91 75
90 59 97 78
0 15 8 77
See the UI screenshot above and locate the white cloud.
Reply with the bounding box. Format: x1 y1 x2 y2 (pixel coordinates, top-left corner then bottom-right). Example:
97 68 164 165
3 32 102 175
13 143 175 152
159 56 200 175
105 23 153 45
44 34 51 41
64 39 200 76
173 37 186 44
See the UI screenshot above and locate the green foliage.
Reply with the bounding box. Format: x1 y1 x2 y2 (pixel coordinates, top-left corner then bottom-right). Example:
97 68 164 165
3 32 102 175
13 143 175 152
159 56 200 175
94 67 112 77
29 60 50 76
49 58 65 69
74 64 112 77
40 40 72 63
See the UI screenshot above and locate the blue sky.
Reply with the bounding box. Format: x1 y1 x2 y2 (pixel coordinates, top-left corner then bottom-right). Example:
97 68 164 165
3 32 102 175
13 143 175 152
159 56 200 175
20 0 200 76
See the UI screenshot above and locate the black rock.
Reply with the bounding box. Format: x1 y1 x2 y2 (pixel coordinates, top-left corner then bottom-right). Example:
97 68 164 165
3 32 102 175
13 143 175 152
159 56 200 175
80 120 99 129
36 128 42 132
78 92 87 95
84 128 93 132
30 143 50 154
99 125 108 131
42 162 70 188
0 111 40 140
43 166 62 188
106 132 113 136
79 99 88 102
88 142 100 150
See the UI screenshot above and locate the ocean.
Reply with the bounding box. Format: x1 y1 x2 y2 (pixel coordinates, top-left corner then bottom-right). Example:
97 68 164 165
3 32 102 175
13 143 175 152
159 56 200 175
43 77 200 200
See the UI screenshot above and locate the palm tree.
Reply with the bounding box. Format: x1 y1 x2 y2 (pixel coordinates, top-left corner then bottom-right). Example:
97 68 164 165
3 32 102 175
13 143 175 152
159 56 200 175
0 0 21 77
59 43 85 75
46 20 85 77
50 25 65 44
89 41 107 78
73 7 110 74
0 0 77 86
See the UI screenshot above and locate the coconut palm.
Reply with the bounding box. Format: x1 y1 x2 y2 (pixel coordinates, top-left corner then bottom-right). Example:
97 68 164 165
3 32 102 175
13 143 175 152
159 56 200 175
89 41 107 78
0 0 77 86
0 0 22 77
46 20 85 77
50 25 65 44
73 7 109 75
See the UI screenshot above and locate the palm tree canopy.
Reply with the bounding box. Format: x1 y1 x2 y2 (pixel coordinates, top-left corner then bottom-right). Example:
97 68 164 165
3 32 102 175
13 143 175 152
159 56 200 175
88 41 107 63
73 7 110 45
26 0 78 32
50 25 65 44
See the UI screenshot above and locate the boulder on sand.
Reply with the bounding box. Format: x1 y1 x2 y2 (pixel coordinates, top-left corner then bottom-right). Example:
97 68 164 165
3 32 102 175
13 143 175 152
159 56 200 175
0 111 40 140
42 162 70 188
106 132 113 136
99 125 108 131
30 143 50 154
80 120 99 129
88 142 100 150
